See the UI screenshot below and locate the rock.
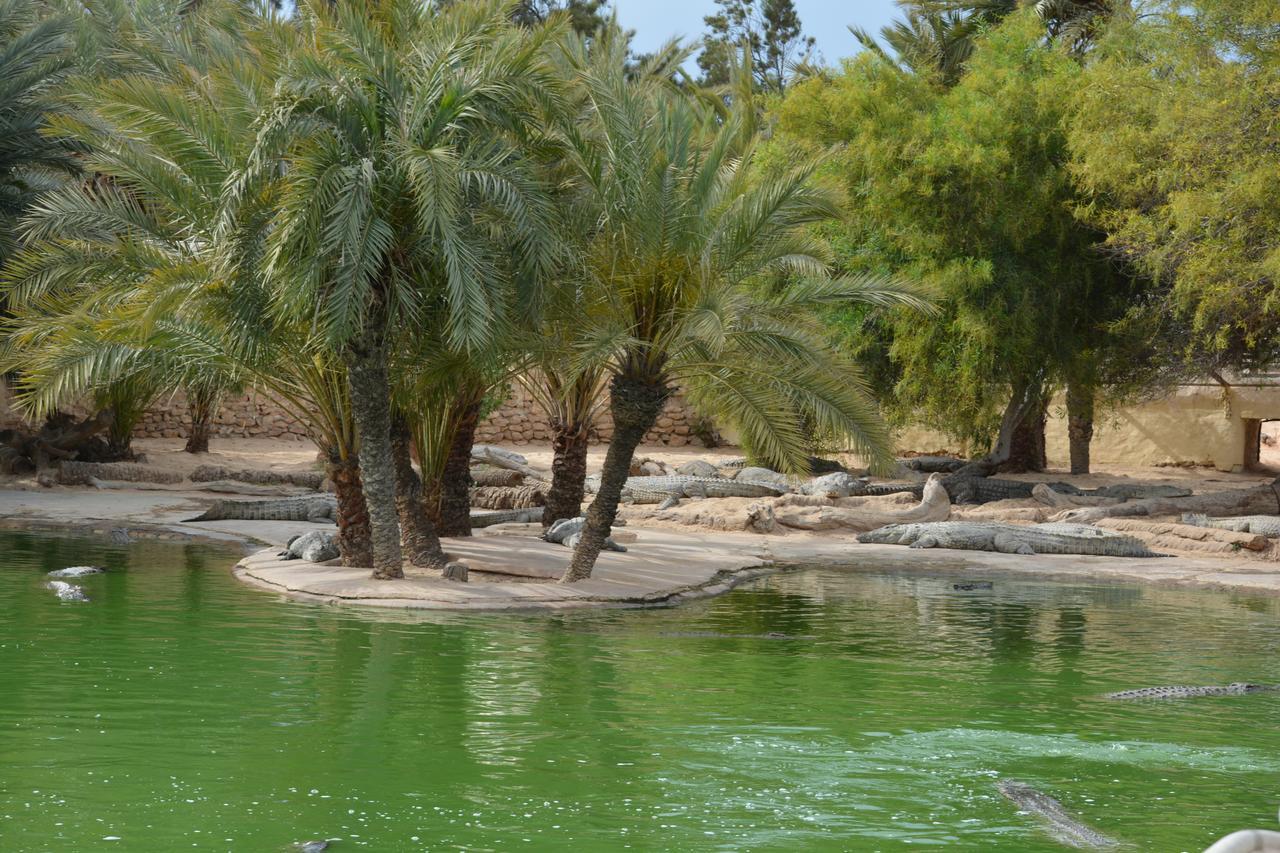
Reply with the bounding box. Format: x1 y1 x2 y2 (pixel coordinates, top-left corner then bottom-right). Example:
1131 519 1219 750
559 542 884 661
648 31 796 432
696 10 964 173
279 531 340 563
639 460 667 477
46 581 89 602
801 471 864 498
443 562 469 582
294 842 331 853
736 467 789 488
675 459 720 477
48 566 106 578
745 502 776 534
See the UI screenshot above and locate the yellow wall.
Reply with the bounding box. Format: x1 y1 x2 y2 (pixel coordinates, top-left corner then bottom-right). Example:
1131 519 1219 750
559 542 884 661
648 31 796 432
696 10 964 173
891 384 1280 473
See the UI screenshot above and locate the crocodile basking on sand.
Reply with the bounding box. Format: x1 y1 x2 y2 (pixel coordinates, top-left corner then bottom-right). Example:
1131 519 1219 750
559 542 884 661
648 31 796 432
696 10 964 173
858 521 1159 557
996 780 1120 849
1181 513 1280 537
855 476 1078 504
470 507 544 528
1104 682 1278 700
586 474 789 506
187 496 542 529
184 495 339 523
859 477 1188 506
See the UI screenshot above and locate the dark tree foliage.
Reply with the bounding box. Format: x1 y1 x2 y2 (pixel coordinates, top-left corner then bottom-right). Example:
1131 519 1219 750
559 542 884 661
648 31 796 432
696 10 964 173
697 0 815 93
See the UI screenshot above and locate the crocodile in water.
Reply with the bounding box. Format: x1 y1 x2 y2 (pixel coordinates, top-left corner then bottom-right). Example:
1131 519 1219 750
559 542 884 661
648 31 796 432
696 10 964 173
857 521 1159 557
996 780 1120 849
1104 682 1278 700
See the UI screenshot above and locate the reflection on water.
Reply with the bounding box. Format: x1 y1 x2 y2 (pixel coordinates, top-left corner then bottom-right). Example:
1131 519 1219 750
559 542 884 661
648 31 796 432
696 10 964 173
1 531 1278 851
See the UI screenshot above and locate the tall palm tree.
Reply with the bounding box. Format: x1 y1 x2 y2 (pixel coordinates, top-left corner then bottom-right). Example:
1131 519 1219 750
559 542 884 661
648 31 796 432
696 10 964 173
0 0 80 279
556 43 933 582
247 0 562 579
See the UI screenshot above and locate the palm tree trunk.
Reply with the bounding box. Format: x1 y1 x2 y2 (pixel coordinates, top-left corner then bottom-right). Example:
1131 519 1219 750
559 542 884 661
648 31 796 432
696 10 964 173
390 415 447 568
345 331 403 579
437 397 481 537
183 388 218 454
543 416 589 528
1066 381 1094 475
562 376 668 583
326 451 374 568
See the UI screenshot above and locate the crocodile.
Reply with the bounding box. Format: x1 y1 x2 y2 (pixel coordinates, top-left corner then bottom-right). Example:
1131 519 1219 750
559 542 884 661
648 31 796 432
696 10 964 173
899 455 966 473
854 476 1081 504
857 521 1159 557
278 531 339 562
184 494 338 523
470 507 544 528
1104 682 1279 700
542 516 626 552
48 566 106 578
46 580 89 602
587 474 790 505
996 780 1120 849
1181 513 1280 537
860 477 1188 506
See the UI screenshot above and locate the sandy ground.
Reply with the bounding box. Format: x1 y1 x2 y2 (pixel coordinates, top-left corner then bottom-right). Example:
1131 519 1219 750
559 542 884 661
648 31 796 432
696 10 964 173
4 437 1280 610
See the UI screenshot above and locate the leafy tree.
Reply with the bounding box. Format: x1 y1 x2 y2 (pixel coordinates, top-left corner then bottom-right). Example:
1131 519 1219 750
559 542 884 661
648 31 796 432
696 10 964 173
1068 0 1280 371
697 0 815 93
778 11 1139 471
556 40 927 582
853 0 1121 85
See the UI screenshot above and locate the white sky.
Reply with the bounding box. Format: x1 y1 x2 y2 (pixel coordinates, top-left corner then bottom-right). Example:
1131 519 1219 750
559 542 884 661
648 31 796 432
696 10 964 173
612 0 902 67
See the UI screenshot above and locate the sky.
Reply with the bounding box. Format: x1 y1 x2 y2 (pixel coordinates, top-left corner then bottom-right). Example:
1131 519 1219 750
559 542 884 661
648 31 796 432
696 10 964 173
612 0 902 68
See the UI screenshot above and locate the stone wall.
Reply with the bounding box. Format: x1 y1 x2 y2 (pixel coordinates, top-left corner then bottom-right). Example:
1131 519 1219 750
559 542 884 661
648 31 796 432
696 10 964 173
126 383 702 447
133 390 311 441
473 384 701 447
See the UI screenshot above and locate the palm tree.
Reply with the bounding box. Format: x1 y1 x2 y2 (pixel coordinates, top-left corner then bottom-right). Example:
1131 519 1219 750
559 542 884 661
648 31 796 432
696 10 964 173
0 0 80 279
555 43 932 582
247 0 561 579
0 0 267 454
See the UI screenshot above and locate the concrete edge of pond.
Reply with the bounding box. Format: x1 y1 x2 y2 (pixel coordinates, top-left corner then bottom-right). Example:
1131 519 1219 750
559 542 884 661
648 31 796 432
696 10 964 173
6 493 1280 609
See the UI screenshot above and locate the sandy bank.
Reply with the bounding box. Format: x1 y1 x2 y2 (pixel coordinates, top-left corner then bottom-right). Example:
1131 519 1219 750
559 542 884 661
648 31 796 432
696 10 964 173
5 450 1280 609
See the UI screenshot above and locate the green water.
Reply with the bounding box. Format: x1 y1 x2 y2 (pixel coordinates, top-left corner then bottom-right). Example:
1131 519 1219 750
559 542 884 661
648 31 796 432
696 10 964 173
2 532 1279 851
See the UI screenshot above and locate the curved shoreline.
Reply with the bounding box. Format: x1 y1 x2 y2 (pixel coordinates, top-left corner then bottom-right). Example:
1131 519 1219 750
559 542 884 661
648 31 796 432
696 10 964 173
5 487 1280 610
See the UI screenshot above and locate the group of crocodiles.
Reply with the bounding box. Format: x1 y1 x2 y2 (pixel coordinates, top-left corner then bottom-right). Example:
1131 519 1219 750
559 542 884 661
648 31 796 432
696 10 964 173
997 681 1280 848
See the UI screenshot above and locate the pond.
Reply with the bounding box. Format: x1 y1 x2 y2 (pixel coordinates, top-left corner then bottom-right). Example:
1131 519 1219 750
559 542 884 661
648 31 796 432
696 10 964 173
1 531 1278 851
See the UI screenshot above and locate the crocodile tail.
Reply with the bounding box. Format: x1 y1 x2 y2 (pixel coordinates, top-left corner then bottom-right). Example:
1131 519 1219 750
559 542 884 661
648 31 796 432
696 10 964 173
1181 513 1209 527
182 502 228 522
